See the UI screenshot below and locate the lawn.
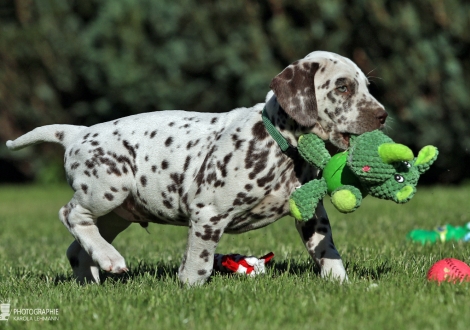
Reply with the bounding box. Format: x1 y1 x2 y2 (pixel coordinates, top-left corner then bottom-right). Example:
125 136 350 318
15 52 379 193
0 184 469 330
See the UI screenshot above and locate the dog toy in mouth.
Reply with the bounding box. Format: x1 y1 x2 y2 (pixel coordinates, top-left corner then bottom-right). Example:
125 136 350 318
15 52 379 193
213 252 274 276
289 130 438 221
407 222 470 244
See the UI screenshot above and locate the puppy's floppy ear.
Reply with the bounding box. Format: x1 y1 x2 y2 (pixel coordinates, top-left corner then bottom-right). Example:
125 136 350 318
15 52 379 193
270 60 319 127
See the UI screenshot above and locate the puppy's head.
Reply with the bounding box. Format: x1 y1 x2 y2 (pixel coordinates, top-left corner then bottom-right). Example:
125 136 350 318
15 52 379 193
270 51 387 150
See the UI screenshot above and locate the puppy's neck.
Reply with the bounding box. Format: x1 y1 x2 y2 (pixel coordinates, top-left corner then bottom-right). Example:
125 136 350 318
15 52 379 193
264 96 328 147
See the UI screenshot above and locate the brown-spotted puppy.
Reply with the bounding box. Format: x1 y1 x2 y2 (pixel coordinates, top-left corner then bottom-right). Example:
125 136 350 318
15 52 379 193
6 51 387 286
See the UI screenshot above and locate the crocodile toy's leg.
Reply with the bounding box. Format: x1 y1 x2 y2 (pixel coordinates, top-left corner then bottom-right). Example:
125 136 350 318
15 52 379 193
330 185 363 213
289 178 328 221
297 134 331 169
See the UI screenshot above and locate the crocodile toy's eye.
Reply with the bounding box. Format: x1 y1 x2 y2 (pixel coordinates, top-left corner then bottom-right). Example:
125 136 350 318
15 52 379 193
394 174 404 183
403 161 411 168
337 86 348 93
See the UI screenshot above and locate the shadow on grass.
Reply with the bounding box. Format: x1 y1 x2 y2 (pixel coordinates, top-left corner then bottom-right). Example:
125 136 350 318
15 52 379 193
104 259 319 283
100 261 180 284
270 260 319 277
41 260 391 285
345 260 392 280
42 259 320 285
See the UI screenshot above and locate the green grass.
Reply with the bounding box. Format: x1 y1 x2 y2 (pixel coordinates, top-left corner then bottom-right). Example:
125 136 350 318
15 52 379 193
1 184 470 330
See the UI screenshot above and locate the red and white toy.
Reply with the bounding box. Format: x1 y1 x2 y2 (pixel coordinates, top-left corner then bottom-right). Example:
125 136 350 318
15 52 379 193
213 252 274 276
427 258 470 283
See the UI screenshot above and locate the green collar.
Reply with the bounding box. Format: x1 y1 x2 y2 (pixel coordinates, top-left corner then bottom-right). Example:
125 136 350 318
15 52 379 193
262 106 298 157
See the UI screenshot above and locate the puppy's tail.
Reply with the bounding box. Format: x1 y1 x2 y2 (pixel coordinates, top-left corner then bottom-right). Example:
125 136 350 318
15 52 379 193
6 124 88 151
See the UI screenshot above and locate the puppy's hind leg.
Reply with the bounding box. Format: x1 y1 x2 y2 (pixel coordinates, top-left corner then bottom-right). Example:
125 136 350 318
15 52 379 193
66 212 131 283
66 240 98 283
59 192 130 278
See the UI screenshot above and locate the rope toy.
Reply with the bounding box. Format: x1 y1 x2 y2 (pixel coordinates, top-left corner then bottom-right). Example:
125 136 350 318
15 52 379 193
213 252 274 276
290 130 439 221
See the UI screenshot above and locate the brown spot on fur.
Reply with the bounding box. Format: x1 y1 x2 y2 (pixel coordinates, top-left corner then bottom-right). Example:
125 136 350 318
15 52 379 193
232 192 258 206
195 145 217 187
216 153 232 178
195 225 221 242
123 140 136 159
55 131 64 141
210 213 229 224
78 221 93 226
199 249 210 262
165 137 173 147
256 166 276 187
186 139 200 150
98 156 122 176
326 91 336 104
183 156 191 171
252 121 268 140
320 80 330 89
245 141 269 179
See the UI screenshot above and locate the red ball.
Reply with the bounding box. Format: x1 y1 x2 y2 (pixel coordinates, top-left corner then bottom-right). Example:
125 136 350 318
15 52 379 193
427 258 470 283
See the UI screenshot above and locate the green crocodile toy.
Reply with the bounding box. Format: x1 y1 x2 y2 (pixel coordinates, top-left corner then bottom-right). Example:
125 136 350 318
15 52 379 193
407 223 470 244
289 130 439 221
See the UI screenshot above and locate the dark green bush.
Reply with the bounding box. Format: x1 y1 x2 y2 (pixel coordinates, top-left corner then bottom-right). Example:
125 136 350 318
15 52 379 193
1 0 469 183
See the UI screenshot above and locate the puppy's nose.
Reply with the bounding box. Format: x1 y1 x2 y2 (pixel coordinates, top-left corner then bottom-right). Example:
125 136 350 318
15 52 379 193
375 109 388 125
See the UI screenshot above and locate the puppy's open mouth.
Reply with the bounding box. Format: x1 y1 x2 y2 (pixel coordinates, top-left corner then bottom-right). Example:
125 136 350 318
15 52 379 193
339 132 350 147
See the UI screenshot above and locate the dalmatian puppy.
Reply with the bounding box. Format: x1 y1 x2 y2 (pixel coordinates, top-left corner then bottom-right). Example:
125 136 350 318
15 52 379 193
6 51 387 286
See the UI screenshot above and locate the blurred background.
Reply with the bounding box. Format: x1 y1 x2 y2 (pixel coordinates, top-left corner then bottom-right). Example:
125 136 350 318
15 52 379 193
0 0 469 185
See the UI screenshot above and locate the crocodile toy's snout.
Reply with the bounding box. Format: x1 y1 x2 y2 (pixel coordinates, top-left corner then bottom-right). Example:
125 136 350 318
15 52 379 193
395 185 415 203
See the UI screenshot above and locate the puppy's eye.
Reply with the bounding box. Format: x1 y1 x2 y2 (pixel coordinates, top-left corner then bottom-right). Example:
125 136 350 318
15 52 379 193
337 86 348 93
403 161 411 168
394 174 404 183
